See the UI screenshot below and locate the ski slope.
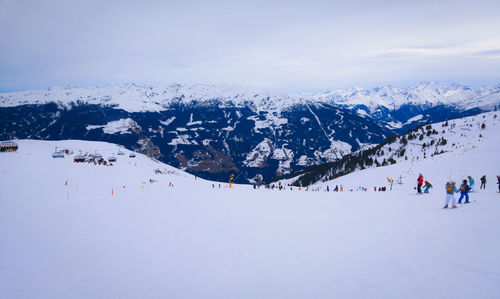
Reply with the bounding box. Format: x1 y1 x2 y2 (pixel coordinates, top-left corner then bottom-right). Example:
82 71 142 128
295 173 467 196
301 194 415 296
1 138 499 298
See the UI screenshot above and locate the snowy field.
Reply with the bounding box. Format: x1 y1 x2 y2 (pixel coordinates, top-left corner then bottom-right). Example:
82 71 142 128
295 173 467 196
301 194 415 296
1 138 499 298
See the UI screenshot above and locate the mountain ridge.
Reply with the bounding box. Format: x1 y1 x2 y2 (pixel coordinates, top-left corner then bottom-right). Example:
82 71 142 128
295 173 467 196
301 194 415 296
1 82 499 183
1 82 499 113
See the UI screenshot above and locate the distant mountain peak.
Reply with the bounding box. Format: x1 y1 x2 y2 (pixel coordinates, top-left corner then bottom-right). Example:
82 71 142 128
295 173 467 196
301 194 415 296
0 82 499 113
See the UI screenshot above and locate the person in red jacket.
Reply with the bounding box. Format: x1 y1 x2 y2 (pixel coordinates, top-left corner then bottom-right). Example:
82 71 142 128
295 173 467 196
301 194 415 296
417 173 424 194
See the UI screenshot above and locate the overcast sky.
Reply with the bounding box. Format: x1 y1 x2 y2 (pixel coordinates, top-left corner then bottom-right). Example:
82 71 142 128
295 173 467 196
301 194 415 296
1 0 500 92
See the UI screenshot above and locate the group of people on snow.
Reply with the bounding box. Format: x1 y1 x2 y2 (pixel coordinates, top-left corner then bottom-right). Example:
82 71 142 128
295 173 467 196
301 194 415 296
443 179 471 209
417 173 494 209
417 173 433 194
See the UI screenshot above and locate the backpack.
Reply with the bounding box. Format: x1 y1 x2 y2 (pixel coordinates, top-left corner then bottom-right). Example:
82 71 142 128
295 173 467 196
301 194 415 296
446 184 454 194
460 184 467 192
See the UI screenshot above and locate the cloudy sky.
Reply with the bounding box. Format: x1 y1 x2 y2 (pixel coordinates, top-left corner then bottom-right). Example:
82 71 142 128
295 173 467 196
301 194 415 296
1 0 499 92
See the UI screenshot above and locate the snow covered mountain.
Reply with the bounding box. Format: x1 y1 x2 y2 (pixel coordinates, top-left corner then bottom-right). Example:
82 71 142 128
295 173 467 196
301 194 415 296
1 82 499 183
1 82 499 112
277 111 499 187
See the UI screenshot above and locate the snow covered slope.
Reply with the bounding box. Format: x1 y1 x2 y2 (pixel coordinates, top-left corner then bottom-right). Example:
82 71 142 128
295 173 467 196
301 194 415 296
0 136 499 298
282 111 500 187
0 139 203 199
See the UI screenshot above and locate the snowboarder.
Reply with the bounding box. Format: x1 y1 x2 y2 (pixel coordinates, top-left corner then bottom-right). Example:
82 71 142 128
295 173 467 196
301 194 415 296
444 180 459 209
468 176 475 192
417 173 424 194
423 180 433 193
480 175 486 189
458 180 471 204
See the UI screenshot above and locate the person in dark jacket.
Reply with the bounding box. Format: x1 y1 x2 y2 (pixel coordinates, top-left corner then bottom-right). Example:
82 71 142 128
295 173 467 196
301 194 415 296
458 180 471 204
480 175 486 189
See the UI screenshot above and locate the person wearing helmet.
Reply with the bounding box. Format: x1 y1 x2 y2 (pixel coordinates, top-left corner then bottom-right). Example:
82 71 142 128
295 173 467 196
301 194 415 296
458 179 471 204
444 180 459 209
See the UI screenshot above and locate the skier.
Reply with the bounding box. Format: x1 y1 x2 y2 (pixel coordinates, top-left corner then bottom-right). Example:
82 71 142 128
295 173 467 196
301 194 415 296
327 186 330 192
497 175 500 193
417 173 424 194
468 176 475 192
458 180 471 204
334 185 338 192
444 180 458 209
423 180 433 193
480 175 486 189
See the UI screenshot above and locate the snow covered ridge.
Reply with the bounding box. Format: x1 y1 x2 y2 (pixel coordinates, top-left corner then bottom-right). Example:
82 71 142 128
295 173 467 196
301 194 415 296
0 139 192 179
1 82 499 112
277 111 500 187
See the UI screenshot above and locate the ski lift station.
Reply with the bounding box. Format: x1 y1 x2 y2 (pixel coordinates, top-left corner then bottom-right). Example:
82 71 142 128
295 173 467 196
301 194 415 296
52 147 65 158
129 152 136 158
0 141 18 152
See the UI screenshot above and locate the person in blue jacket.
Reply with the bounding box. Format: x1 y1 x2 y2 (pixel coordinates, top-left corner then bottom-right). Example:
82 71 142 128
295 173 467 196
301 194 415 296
468 176 475 192
458 179 471 204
